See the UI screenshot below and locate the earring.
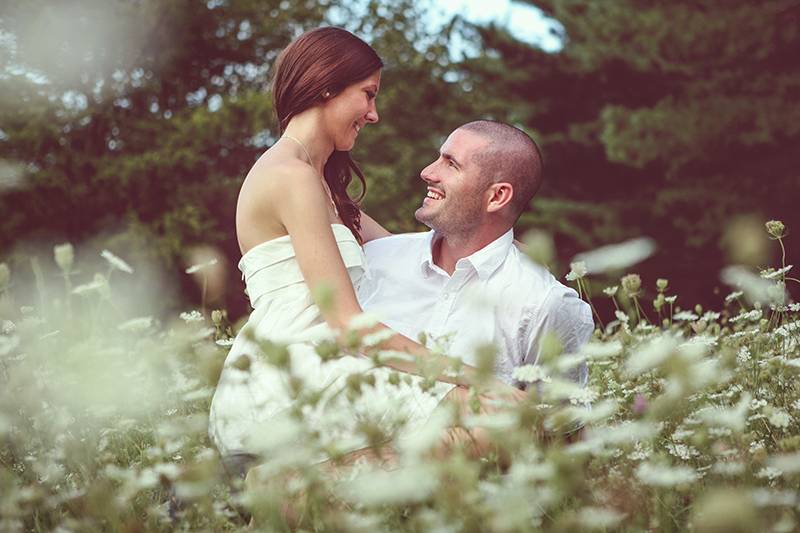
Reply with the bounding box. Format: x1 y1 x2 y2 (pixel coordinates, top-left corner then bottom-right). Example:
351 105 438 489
322 90 331 98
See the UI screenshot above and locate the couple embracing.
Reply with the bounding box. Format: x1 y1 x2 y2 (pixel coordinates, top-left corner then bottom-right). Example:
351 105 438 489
208 27 593 476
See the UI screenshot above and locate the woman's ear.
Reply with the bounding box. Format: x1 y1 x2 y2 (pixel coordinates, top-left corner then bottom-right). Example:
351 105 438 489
486 182 514 213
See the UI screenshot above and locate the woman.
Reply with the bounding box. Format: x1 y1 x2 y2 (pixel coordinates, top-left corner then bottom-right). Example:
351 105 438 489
208 27 523 471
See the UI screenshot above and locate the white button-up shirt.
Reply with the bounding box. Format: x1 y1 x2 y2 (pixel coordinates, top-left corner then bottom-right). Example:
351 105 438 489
357 229 594 388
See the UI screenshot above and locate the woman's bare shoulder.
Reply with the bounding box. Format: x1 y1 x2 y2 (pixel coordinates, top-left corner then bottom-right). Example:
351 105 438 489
244 155 320 195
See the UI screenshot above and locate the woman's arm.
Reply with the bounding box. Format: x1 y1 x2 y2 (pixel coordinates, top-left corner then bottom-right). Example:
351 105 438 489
359 209 392 243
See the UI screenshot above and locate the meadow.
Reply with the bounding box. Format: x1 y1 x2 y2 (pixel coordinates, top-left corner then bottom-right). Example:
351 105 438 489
1 220 798 532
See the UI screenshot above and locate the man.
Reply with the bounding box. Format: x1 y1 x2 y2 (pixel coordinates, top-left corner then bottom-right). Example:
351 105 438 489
358 120 593 390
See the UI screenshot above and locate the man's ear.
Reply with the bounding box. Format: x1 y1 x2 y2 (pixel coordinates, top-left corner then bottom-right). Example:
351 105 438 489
486 182 514 213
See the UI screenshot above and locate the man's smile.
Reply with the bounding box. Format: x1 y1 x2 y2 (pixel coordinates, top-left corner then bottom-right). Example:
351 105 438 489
425 186 445 202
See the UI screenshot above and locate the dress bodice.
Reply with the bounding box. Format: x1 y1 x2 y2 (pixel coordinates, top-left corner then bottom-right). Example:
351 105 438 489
236 224 366 343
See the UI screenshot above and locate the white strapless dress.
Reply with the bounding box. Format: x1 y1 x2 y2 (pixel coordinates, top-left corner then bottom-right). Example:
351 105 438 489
209 224 455 459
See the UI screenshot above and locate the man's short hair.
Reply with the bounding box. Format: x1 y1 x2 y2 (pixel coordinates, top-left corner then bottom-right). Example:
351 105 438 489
459 120 543 221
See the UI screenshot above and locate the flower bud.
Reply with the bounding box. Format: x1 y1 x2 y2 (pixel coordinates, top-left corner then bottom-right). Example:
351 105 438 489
653 293 665 310
54 243 74 274
0 262 9 291
211 310 223 326
621 273 641 297
765 219 786 239
656 278 668 292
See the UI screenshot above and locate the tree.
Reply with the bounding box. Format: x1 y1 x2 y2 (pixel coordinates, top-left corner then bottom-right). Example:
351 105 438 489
458 0 800 303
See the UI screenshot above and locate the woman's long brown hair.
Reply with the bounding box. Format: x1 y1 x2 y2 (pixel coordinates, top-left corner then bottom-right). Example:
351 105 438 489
271 27 383 243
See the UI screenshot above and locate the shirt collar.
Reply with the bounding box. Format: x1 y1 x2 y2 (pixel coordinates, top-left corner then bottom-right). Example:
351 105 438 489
419 229 514 280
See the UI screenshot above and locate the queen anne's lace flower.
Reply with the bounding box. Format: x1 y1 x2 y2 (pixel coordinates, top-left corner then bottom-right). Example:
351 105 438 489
565 261 588 281
512 364 551 383
768 409 792 429
725 290 743 302
635 462 698 487
603 285 618 296
179 310 204 323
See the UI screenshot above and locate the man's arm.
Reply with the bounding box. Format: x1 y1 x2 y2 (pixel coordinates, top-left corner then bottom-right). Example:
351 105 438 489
519 287 594 437
359 210 392 243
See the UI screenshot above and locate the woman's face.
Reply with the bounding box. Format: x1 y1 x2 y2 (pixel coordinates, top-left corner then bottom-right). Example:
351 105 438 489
322 70 381 151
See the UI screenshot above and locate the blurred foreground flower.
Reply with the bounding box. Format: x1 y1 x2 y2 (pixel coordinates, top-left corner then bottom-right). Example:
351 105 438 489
572 237 655 274
100 249 134 274
53 243 74 274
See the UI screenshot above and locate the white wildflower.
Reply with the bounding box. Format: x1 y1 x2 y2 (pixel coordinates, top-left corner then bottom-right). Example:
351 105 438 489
572 237 656 274
756 467 782 481
118 317 155 332
664 295 677 304
774 320 800 337
579 341 623 359
749 440 766 454
72 278 107 295
750 398 767 411
725 290 744 302
512 364 552 383
768 409 792 429
598 421 660 446
697 393 751 432
721 266 787 304
614 310 629 323
701 311 720 321
635 462 698 487
100 249 134 274
577 506 626 529
767 453 800 475
671 428 695 441
750 488 798 508
666 442 699 460
399 407 453 457
708 427 732 438
792 399 800 411
215 338 234 347
341 464 438 505
729 309 763 323
627 442 651 461
348 312 380 330
362 329 396 347
54 243 74 273
789 303 800 312
569 387 597 405
185 258 218 274
565 261 588 281
760 265 792 279
179 310 204 323
0 335 20 356
672 311 699 321
737 346 751 365
603 285 618 296
712 461 745 476
625 335 677 376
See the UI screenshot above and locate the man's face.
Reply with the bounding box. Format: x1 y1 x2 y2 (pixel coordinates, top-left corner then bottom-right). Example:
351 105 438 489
414 128 490 236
